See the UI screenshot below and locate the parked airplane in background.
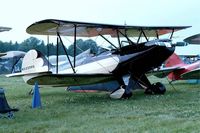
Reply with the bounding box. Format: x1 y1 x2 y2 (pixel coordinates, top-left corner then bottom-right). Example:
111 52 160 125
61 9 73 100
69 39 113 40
0 26 11 33
0 26 12 57
154 33 200 81
0 51 25 74
7 19 190 99
155 53 200 81
184 33 200 44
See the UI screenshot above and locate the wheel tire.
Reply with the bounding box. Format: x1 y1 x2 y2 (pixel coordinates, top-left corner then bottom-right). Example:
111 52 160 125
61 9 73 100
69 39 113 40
144 87 153 95
153 82 166 95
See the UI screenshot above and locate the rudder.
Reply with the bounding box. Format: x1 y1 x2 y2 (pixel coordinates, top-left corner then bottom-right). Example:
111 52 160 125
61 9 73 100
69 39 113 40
165 53 185 67
21 49 50 74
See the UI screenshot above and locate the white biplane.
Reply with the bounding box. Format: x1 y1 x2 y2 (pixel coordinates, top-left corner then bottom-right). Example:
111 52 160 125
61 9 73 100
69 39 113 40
7 19 190 99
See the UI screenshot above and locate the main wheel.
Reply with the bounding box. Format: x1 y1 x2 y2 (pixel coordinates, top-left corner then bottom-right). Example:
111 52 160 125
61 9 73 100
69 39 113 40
152 82 166 94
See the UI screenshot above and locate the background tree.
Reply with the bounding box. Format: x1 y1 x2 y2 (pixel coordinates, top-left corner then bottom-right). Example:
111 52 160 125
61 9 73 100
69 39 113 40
67 39 98 56
0 37 99 56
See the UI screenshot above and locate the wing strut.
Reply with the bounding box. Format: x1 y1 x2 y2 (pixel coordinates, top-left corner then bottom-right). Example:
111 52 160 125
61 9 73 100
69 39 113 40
99 34 118 49
47 35 50 71
73 24 77 68
141 29 149 42
116 30 121 49
137 31 143 44
56 36 59 74
57 33 76 73
117 29 136 45
156 30 159 39
170 29 174 39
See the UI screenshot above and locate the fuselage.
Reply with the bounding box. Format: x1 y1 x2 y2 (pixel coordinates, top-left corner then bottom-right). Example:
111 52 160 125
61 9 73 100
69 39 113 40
49 43 175 77
20 39 175 86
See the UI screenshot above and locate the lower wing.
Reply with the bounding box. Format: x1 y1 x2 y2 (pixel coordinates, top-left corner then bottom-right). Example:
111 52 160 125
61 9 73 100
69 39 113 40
26 73 115 87
147 66 183 78
181 68 200 79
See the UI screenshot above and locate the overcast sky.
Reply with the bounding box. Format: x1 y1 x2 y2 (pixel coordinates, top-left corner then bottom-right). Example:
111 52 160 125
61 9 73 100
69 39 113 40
0 0 199 54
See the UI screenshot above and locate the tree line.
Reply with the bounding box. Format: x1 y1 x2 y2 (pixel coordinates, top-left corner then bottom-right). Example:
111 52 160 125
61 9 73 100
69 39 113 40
0 37 99 56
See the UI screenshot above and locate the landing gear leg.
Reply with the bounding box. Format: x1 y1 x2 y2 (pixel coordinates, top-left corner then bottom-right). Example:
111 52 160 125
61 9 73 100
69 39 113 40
132 74 166 95
121 76 133 99
110 76 133 99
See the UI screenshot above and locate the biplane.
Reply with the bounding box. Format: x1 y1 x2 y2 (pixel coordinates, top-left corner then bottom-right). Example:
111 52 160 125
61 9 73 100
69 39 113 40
7 19 190 99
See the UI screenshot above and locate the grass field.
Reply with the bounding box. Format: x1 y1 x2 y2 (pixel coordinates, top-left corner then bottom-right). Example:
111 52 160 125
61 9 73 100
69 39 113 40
0 75 200 133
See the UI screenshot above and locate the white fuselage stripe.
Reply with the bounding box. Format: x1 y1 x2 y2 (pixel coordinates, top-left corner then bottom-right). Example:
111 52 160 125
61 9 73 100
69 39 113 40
55 55 119 74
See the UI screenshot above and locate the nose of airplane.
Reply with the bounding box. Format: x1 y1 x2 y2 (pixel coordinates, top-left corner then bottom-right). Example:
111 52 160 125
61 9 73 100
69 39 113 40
172 41 188 46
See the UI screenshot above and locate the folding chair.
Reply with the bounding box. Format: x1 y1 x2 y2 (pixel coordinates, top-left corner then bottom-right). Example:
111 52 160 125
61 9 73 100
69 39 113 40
0 88 18 119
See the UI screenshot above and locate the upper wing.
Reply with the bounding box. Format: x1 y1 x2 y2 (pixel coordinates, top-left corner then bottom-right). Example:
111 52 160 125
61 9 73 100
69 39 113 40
181 68 200 79
26 19 190 37
184 33 200 44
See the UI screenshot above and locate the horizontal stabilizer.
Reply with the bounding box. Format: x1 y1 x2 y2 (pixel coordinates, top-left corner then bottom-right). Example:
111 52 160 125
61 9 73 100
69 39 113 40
6 71 51 77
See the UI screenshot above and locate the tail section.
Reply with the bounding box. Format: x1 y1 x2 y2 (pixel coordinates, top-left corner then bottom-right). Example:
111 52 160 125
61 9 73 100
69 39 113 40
21 49 50 74
165 53 185 67
6 49 52 85
165 53 185 80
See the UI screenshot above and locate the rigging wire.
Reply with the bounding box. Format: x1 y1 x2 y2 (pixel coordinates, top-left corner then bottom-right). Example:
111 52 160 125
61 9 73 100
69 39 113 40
166 77 177 92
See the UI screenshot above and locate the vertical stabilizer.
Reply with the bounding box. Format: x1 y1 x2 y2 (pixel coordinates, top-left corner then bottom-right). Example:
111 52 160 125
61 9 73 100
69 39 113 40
21 49 50 74
165 53 185 80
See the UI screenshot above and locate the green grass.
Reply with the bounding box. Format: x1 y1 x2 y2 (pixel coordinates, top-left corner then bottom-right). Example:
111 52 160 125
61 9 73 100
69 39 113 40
0 75 200 133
